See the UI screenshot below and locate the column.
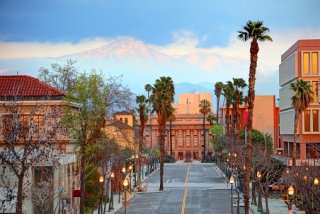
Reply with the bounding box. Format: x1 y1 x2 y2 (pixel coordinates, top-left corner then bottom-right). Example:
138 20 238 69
300 143 306 160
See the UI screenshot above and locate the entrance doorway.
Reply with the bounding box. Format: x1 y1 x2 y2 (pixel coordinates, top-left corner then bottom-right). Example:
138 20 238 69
178 152 184 160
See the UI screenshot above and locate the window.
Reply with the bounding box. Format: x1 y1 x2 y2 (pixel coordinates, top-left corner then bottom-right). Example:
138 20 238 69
309 81 320 103
303 52 319 76
304 110 311 132
303 53 310 75
312 52 318 75
304 109 320 133
125 118 128 124
313 110 319 132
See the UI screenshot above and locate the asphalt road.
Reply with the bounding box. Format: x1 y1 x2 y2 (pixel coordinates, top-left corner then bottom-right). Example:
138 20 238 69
116 162 244 214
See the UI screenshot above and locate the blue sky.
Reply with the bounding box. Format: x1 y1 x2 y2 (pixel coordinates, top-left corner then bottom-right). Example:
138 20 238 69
0 0 320 98
1 0 319 45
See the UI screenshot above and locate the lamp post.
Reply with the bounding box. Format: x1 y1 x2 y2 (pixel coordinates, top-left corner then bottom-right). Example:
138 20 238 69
256 171 263 213
123 179 129 214
288 185 294 213
230 176 234 214
108 172 115 211
128 165 133 191
98 176 104 214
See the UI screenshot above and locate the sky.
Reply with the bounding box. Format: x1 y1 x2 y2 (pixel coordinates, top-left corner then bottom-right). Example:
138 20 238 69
0 0 320 97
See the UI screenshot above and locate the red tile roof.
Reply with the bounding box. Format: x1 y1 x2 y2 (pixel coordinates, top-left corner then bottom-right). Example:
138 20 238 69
0 75 66 97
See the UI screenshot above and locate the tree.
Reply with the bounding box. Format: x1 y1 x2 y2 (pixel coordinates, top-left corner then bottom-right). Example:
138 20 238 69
0 100 64 214
40 63 133 214
231 78 247 143
144 84 153 148
168 112 176 159
38 59 78 92
150 76 175 191
199 99 211 160
210 124 224 153
214 82 224 124
290 79 313 166
136 95 149 186
238 20 272 214
63 73 107 214
223 81 234 145
206 113 216 125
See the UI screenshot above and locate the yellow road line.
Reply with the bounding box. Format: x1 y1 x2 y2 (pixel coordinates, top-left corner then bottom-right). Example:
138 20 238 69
185 164 190 183
181 165 190 214
181 189 188 214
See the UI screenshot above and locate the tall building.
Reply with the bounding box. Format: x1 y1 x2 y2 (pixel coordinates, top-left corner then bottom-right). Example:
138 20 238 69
222 95 280 149
279 39 320 165
145 93 212 160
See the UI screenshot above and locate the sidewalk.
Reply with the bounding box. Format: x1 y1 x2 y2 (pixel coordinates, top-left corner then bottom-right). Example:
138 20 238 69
215 163 289 214
93 166 160 214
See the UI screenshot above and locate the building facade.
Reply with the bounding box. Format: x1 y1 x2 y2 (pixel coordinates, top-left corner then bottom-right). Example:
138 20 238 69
222 95 280 149
0 75 79 214
105 111 135 150
279 39 320 165
145 93 212 160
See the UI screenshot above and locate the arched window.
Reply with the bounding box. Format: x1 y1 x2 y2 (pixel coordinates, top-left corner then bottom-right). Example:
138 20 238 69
125 118 128 124
120 117 123 122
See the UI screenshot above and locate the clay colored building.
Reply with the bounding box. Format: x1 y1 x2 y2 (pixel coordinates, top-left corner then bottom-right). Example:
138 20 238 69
279 39 320 165
145 93 212 160
222 95 280 150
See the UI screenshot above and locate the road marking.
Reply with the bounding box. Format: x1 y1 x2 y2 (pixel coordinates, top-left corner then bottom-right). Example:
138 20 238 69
166 179 170 183
180 189 188 214
185 164 190 183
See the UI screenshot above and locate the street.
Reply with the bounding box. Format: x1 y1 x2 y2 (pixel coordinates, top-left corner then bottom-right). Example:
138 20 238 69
116 162 244 214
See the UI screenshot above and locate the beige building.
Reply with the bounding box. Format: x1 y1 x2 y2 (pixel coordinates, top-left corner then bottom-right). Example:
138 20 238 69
105 111 135 150
279 39 320 165
145 93 212 160
0 75 79 214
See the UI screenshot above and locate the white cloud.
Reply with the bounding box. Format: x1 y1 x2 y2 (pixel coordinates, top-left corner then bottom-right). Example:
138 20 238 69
0 37 117 59
155 30 200 56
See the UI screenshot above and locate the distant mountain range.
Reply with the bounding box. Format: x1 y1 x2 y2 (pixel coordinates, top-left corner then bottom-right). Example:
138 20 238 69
0 38 279 100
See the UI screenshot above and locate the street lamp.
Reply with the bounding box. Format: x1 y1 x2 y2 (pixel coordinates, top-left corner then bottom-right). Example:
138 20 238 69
108 172 115 211
257 171 261 179
256 171 263 213
314 178 319 186
123 179 129 214
288 185 294 212
98 176 104 214
128 165 133 190
230 176 234 214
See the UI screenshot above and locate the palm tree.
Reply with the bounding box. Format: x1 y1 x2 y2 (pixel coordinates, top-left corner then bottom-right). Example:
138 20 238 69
136 95 149 186
150 76 175 191
290 79 313 166
214 82 224 124
145 84 153 148
238 20 272 214
232 78 247 143
206 113 216 125
168 112 176 159
223 81 234 145
199 99 212 160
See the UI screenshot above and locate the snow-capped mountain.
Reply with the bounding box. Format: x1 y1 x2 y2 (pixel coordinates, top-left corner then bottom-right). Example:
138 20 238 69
65 38 174 63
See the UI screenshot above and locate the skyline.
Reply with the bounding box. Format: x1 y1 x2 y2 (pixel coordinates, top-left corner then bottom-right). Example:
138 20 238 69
0 0 320 97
